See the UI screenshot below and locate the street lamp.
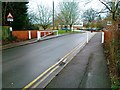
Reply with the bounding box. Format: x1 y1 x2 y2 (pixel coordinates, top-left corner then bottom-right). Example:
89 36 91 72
7 12 13 40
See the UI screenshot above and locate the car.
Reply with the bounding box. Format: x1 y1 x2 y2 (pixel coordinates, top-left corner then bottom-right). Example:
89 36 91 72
61 28 71 30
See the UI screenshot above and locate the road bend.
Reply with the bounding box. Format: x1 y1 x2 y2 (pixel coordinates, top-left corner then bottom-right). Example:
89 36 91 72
2 32 95 88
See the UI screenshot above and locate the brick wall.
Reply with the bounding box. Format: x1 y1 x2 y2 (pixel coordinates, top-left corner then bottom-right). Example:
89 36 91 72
12 30 52 40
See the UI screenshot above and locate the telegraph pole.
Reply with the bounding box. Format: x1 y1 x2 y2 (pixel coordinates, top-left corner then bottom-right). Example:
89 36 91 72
53 0 55 30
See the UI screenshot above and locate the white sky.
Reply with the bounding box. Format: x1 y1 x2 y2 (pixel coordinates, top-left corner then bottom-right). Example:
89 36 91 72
28 0 106 18
28 0 105 10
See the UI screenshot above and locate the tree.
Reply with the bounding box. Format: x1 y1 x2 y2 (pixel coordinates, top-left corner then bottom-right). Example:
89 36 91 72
58 1 80 31
99 0 120 21
28 4 52 30
54 16 61 30
99 1 120 88
2 2 30 30
82 8 98 28
82 8 98 23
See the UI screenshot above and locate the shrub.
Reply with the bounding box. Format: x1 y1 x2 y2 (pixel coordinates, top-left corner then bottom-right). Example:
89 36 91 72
2 26 10 41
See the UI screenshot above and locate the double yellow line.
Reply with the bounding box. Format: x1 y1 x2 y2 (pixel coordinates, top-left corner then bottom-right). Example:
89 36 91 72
22 41 87 89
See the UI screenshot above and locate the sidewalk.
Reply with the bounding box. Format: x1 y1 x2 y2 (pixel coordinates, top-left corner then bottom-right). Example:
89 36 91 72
45 32 111 88
1 34 68 50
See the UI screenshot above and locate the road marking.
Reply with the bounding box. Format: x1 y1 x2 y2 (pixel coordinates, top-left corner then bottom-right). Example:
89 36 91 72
62 42 85 63
22 42 83 89
30 41 84 88
61 41 85 60
32 66 59 88
22 32 96 89
23 62 58 89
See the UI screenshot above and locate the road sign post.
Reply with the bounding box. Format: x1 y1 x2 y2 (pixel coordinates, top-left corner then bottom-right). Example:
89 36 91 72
7 13 13 41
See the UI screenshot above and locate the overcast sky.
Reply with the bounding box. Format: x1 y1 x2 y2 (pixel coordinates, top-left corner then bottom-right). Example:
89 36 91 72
28 0 105 10
27 0 106 18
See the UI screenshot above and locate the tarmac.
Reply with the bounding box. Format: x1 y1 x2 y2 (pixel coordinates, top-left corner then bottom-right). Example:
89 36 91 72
44 32 111 88
1 32 111 88
1 34 68 50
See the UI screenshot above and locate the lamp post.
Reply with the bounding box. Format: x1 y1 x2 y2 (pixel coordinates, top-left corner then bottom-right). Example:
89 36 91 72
7 12 13 40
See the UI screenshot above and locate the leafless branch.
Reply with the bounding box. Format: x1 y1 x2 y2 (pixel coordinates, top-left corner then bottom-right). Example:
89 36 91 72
99 0 112 13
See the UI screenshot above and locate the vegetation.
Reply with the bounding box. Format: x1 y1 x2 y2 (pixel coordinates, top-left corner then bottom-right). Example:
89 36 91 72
99 0 120 21
2 2 31 30
2 26 17 44
100 0 120 89
28 4 52 30
104 21 120 90
82 8 104 29
2 26 10 41
58 1 80 31
82 8 98 23
57 30 83 34
58 30 71 34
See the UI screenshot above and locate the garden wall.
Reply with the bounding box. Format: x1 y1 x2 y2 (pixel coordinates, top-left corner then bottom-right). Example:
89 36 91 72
103 30 113 43
12 30 52 40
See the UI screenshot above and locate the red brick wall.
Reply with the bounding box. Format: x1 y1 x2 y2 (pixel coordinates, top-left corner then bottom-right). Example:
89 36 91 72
12 31 29 40
12 30 52 40
31 30 37 39
103 30 113 43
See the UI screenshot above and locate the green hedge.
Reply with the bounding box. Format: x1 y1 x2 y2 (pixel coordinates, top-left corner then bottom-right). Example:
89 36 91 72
0 26 2 41
2 26 10 40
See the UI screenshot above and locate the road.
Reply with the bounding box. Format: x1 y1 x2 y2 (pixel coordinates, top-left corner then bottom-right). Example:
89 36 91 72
2 32 95 88
45 32 110 88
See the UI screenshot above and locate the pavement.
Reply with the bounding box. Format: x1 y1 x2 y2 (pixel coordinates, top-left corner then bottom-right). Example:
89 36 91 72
1 34 68 50
45 32 111 88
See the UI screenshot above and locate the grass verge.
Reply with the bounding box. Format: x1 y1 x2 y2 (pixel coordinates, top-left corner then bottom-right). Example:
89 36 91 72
55 30 84 34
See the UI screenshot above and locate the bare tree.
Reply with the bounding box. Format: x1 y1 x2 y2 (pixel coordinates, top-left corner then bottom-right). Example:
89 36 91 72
28 4 52 30
2 2 8 25
99 0 120 21
58 1 80 31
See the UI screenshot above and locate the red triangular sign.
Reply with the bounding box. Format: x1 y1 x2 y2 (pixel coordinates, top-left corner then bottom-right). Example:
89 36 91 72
7 13 13 18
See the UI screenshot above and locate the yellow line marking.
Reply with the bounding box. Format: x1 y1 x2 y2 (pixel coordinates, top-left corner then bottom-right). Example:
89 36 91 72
63 42 86 63
23 55 66 89
65 42 85 58
23 63 58 89
22 39 90 89
32 66 59 88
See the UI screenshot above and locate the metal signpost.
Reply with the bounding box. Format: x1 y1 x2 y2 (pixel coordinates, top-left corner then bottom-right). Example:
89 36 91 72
7 13 13 39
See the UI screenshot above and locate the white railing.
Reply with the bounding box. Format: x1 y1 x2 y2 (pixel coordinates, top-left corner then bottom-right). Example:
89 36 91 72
37 30 58 40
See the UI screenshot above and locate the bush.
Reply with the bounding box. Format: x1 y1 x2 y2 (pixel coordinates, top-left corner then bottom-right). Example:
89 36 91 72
104 22 120 90
7 36 17 42
2 26 10 41
2 26 18 44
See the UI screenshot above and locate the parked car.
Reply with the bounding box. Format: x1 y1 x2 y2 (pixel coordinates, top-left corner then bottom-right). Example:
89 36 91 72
61 28 71 30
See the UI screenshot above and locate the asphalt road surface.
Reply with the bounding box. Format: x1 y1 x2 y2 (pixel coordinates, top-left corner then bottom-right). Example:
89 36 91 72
2 32 95 88
45 32 110 88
